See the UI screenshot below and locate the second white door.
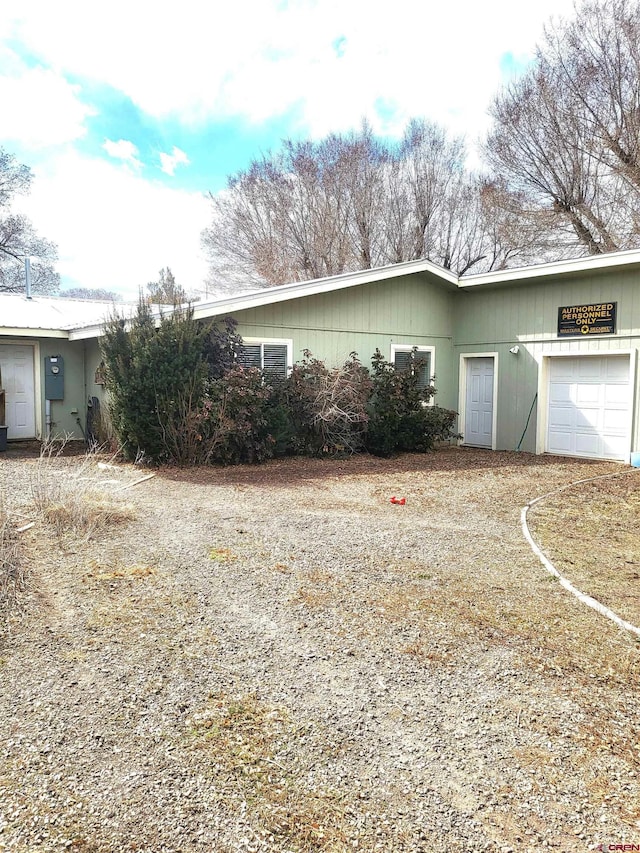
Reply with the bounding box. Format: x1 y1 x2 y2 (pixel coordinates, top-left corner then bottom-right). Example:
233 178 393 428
465 357 494 448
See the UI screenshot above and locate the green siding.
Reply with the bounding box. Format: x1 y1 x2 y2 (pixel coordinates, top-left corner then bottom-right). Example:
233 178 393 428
453 265 640 454
231 272 458 410
40 339 87 440
11 260 638 458
0 337 88 441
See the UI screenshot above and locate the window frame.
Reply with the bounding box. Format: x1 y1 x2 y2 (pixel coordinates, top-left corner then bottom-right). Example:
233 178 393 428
390 344 436 404
237 337 293 379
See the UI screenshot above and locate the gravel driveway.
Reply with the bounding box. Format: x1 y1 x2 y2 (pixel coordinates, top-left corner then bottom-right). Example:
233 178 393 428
1 447 639 852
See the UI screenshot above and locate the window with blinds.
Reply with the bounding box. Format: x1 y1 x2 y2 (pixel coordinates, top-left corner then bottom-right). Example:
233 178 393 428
393 348 431 390
237 342 289 379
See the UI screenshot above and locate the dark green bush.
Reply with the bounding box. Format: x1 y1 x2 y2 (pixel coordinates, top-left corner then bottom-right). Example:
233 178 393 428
365 349 458 456
102 303 458 466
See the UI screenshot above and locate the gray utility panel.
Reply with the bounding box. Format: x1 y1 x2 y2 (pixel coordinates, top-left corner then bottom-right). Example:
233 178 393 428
44 355 64 400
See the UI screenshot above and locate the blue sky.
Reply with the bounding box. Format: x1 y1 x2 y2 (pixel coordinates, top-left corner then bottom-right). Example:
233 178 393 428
0 0 575 300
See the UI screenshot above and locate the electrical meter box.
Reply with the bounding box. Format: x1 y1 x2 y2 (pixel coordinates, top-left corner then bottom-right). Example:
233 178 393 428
44 356 64 400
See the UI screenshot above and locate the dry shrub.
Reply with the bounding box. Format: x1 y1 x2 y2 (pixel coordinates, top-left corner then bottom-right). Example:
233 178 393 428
42 491 136 534
31 439 136 536
0 500 23 622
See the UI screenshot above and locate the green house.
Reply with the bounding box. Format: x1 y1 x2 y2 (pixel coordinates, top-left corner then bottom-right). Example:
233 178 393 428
2 247 640 461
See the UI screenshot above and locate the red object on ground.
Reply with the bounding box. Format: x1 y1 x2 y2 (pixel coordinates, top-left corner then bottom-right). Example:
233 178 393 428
390 496 397 504
390 496 406 505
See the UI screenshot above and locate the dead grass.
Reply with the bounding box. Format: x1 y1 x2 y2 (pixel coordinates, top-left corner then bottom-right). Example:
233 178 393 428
30 441 137 536
291 569 346 609
209 547 237 563
528 472 640 627
0 501 23 624
186 693 351 851
43 491 136 534
82 560 155 583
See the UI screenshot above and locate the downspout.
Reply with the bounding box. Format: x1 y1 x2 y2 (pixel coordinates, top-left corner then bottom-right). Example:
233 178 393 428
25 258 32 300
83 340 88 446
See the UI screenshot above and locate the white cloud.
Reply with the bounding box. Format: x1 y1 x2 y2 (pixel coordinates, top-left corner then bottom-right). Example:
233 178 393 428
1 0 582 295
1 0 577 147
159 146 189 176
15 151 211 299
103 139 142 169
0 46 94 148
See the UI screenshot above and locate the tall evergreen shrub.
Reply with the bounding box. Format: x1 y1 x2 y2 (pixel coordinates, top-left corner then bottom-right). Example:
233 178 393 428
101 301 211 462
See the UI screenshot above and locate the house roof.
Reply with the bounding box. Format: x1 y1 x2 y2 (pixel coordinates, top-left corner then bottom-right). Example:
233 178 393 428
0 293 136 338
68 258 460 340
459 246 640 288
5 246 640 341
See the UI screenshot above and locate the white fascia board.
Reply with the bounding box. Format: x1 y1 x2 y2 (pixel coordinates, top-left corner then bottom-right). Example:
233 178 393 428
0 327 68 339
69 324 104 340
460 247 640 289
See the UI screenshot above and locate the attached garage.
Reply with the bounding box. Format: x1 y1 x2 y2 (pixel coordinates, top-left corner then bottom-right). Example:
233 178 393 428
546 354 632 461
0 344 37 440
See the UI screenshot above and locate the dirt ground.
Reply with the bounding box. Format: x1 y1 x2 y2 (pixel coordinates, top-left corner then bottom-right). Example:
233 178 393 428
0 446 639 853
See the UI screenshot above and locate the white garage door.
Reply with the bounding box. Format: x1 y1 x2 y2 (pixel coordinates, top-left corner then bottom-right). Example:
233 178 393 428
0 345 36 439
547 355 631 460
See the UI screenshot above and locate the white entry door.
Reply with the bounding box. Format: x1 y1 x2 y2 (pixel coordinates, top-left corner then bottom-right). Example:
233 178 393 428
547 355 631 460
0 345 36 439
465 357 494 447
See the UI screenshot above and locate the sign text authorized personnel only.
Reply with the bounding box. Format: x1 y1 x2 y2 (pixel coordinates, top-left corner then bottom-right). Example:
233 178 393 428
557 302 617 337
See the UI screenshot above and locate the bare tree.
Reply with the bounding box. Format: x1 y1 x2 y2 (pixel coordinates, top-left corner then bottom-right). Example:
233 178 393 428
202 120 518 286
0 148 59 294
146 267 198 305
60 287 121 301
484 0 640 258
485 62 628 256
542 0 640 192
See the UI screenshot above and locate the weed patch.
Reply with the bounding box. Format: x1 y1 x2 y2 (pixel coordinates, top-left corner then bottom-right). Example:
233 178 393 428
30 441 136 537
209 547 237 563
0 501 23 624
185 693 351 851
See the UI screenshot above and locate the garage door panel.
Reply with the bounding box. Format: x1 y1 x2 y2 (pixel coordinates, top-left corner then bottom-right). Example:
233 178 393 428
548 430 573 452
576 408 600 430
575 384 602 405
605 359 629 380
548 405 574 428
602 408 629 431
602 435 629 458
550 358 577 380
547 355 630 461
575 432 602 455
549 382 573 403
604 384 629 405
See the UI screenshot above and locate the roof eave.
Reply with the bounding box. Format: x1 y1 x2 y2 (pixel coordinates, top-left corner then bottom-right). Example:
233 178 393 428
0 327 69 339
70 259 459 337
460 247 640 288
